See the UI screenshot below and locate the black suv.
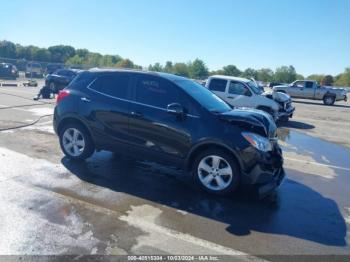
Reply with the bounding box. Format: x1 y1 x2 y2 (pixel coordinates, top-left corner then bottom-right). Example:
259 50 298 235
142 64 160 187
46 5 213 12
54 69 285 196
0 63 18 79
46 69 80 94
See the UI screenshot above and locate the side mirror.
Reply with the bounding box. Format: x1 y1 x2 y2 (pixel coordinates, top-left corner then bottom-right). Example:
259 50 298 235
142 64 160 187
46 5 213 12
167 103 184 117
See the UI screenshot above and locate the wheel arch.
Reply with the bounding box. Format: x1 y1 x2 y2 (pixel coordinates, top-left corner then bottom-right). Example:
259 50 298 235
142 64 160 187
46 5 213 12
185 141 243 173
57 116 95 146
323 92 336 99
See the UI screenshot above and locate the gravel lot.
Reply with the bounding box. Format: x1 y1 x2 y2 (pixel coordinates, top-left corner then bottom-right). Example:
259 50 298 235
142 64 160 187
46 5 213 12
0 82 349 259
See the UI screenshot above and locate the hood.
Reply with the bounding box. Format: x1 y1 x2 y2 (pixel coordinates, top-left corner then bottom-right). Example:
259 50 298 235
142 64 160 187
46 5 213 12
220 108 277 138
262 90 291 102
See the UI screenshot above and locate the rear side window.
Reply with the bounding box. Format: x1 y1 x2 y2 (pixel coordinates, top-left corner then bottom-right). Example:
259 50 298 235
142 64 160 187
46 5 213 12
135 76 177 108
305 82 313 88
208 79 227 92
89 73 130 99
68 72 94 90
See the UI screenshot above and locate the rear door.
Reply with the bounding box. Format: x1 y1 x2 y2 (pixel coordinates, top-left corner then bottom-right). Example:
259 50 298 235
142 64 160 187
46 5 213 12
81 72 133 152
128 74 200 164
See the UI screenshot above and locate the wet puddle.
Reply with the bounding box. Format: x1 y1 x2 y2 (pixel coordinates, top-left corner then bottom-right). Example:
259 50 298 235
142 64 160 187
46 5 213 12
277 128 350 170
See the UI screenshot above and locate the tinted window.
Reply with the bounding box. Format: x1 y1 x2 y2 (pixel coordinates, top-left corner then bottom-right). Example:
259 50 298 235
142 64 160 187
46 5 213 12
90 74 130 99
56 70 75 77
229 82 251 96
54 69 65 75
305 81 313 88
69 72 94 90
208 79 227 92
175 79 231 113
135 76 177 108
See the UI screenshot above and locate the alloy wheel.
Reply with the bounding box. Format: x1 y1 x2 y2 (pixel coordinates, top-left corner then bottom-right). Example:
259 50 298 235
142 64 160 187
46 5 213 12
62 128 85 157
197 155 233 191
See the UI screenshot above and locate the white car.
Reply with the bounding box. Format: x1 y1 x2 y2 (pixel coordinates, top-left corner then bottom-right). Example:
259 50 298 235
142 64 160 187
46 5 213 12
205 75 295 121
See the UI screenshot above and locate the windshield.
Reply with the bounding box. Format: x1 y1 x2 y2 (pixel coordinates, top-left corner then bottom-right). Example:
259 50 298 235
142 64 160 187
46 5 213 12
175 79 231 113
247 80 263 95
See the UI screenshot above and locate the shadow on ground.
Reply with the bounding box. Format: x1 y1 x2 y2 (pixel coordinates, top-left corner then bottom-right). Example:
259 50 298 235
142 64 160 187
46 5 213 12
278 120 315 130
62 153 347 247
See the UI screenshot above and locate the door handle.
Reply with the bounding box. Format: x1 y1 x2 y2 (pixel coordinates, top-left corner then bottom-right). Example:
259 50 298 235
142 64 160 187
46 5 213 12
131 111 143 117
81 97 91 102
227 96 234 99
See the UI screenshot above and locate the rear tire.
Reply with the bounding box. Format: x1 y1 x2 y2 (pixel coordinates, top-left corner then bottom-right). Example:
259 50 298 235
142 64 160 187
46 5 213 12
59 122 95 160
192 149 240 195
323 95 335 105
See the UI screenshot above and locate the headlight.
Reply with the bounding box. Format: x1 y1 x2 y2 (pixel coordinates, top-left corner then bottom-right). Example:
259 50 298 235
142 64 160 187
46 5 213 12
242 132 272 152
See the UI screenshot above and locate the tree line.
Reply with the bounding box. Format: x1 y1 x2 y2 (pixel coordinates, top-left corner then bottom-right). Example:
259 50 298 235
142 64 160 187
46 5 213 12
0 40 142 70
1 40 349 86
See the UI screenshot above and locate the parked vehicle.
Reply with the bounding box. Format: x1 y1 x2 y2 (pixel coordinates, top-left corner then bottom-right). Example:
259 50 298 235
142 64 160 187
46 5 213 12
206 75 295 122
45 69 80 94
0 63 18 79
273 80 348 105
53 69 285 196
267 82 284 88
45 63 64 75
25 62 43 78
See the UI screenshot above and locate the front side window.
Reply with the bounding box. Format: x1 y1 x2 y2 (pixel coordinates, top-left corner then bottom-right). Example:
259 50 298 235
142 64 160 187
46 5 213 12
228 81 251 96
89 74 130 99
175 79 231 113
293 81 305 88
135 76 177 108
208 79 227 92
246 81 262 95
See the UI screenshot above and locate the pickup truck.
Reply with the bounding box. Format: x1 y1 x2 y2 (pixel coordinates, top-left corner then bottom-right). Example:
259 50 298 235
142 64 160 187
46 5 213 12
206 75 295 122
273 80 348 105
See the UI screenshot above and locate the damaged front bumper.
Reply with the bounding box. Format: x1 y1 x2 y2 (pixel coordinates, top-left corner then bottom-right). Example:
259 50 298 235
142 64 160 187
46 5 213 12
241 144 285 196
277 105 295 119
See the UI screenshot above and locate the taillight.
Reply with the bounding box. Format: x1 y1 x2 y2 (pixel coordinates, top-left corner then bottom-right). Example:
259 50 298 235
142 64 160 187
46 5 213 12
56 90 70 104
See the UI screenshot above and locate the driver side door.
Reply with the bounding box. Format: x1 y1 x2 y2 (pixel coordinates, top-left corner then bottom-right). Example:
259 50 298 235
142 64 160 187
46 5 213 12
128 74 199 164
289 81 305 98
225 81 254 108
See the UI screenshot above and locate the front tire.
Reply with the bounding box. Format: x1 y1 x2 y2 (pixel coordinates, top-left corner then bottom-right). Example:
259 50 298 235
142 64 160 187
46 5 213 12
323 95 335 105
192 149 240 195
59 123 95 160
